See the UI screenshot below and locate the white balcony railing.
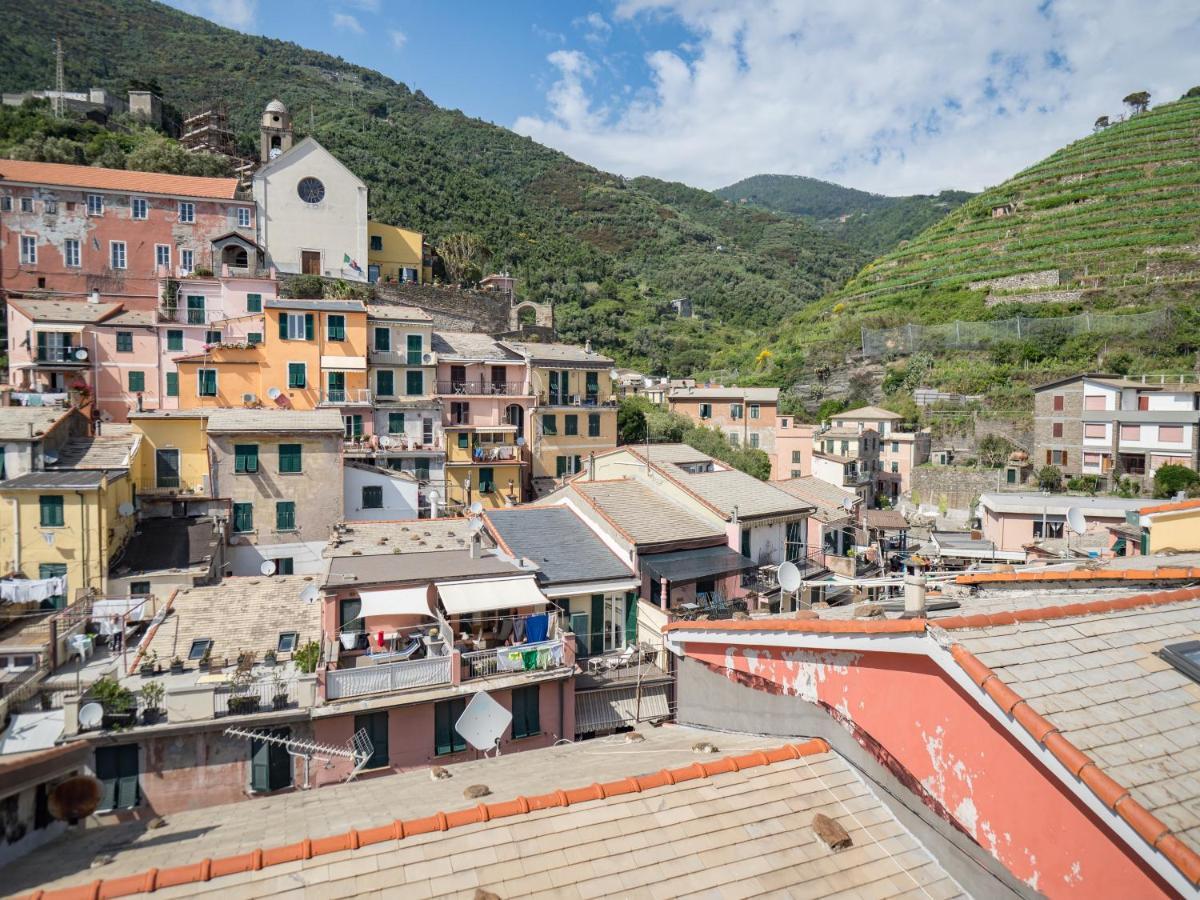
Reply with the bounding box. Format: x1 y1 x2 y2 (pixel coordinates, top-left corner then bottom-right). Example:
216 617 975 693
461 638 564 680
325 653 452 700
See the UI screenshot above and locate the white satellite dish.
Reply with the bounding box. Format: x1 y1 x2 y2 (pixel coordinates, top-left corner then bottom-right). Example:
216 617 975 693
267 387 282 400
73 348 89 361
117 502 135 517
468 501 483 516
468 517 485 534
378 435 395 449
777 561 802 593
455 691 512 753
260 560 277 576
516 436 526 447
841 497 857 512
299 584 319 604
43 451 58 465
1065 506 1087 535
78 703 104 730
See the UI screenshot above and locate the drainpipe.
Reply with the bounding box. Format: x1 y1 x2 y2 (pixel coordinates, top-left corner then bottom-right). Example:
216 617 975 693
77 490 88 597
10 497 20 574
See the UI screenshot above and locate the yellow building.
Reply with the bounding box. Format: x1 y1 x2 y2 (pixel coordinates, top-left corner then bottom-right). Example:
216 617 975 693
497 341 618 480
1137 499 1200 554
128 411 212 496
443 425 524 509
368 221 428 284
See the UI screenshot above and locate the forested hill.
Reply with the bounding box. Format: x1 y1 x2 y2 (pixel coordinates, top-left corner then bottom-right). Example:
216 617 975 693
0 0 866 375
715 174 974 257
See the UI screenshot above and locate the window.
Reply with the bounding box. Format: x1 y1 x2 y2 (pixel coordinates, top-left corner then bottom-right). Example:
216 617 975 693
388 412 405 433
234 444 259 473
1048 449 1068 466
699 402 712 419
297 177 325 204
891 441 899 453
155 244 170 268
1052 394 1065 411
407 334 422 365
278 443 302 473
287 362 306 389
0 196 9 211
1161 641 1200 684
96 745 139 811
276 501 297 531
555 455 581 477
542 414 557 436
233 502 254 533
749 403 760 420
344 414 363 439
184 295 205 325
730 403 744 420
188 639 213 660
565 414 578 436
205 330 222 345
362 485 383 509
1084 423 1106 439
131 197 148 220
780 418 789 429
45 198 58 215
327 372 346 403
376 370 394 396
246 293 262 313
456 432 469 450
327 314 346 341
247 332 262 345
792 451 803 463
511 685 541 739
197 368 217 396
39 495 64 527
19 235 36 264
374 327 390 352
128 371 145 393
1160 426 1184 443
165 372 178 397
791 469 803 478
750 433 760 448
109 241 127 269
1121 424 1141 441
155 449 180 488
20 197 33 213
370 235 383 251
178 201 195 223
406 370 424 396
477 467 495 493
64 239 80 267
1052 422 1064 438
588 413 601 437
129 581 151 597
237 207 252 228
87 194 104 215
785 520 805 562
1033 520 1065 539
280 313 313 341
180 249 194 273
275 558 295 575
435 697 468 755
585 371 599 402
729 433 740 446
891 461 899 473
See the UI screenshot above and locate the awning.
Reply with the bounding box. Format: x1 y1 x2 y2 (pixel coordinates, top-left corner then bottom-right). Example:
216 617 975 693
640 546 757 583
436 576 546 615
540 577 641 599
356 587 433 620
31 323 86 334
320 355 367 371
575 684 670 734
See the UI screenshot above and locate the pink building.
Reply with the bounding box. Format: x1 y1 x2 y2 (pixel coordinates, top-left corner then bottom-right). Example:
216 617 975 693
0 159 256 307
829 405 931 501
772 416 816 480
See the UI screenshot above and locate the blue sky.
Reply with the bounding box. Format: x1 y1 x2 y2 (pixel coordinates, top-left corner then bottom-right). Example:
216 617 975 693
167 1 1200 194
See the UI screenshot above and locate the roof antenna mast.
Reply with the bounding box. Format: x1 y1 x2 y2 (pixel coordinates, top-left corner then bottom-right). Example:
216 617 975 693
54 37 65 119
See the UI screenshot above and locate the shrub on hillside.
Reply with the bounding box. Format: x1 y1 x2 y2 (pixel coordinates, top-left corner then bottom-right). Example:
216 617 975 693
1066 475 1100 495
1037 465 1063 492
1152 464 1200 499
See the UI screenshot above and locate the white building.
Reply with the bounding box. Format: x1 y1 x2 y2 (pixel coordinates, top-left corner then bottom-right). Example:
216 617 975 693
342 461 425 521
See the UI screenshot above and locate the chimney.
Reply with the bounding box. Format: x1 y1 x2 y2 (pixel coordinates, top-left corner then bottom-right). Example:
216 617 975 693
903 555 928 617
88 289 100 304
469 533 480 559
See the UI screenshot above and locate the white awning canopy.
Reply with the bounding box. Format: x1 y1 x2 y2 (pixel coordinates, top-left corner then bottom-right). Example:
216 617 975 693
321 355 367 371
356 587 433 619
436 576 546 615
31 323 86 334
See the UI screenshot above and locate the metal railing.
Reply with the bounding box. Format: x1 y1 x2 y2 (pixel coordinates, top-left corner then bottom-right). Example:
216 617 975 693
461 639 565 680
325 654 452 700
214 678 300 717
34 347 86 364
537 393 613 407
321 389 373 405
437 380 528 396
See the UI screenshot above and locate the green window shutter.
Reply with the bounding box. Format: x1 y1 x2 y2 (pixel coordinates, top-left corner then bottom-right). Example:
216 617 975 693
275 557 295 575
625 592 638 644
278 314 289 340
288 363 306 389
362 485 383 509
167 330 183 352
165 372 179 397
276 501 296 531
435 697 467 756
206 330 222 345
512 685 540 739
588 414 600 437
586 371 598 398
374 327 390 352
128 371 145 392
388 412 405 433
39 495 64 527
233 502 253 533
234 444 259 473
406 370 423 395
247 332 262 345
97 745 139 810
199 369 217 396
278 444 302 473
328 315 345 340
250 737 271 792
589 595 605 655
116 331 133 352
565 415 578 436
304 313 314 340
246 293 262 313
407 333 422 365
457 432 468 449
377 370 394 396
478 467 494 493
542 415 556 436
555 456 567 477
574 455 581 473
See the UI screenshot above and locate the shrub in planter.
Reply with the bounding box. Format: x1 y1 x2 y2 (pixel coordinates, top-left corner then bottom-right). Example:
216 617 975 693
141 681 165 725
91 677 135 730
139 650 158 677
169 656 184 675
263 649 277 668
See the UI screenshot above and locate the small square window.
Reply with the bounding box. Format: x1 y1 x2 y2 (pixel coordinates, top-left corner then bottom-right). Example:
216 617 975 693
188 639 212 660
116 332 133 352
370 235 383 251
20 197 33 213
277 632 299 653
178 201 195 223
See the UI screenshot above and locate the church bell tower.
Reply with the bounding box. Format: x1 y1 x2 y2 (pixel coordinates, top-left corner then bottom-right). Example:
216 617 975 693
260 99 293 163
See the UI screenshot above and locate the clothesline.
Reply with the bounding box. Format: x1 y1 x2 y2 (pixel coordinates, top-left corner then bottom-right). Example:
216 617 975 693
0 576 67 605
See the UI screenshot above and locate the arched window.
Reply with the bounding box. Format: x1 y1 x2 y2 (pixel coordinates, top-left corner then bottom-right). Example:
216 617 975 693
505 404 524 439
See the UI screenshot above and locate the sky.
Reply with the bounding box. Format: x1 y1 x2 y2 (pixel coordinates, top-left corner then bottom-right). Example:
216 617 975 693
165 0 1200 195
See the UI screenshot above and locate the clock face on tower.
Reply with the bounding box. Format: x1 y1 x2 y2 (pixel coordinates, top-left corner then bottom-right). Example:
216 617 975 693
297 177 325 204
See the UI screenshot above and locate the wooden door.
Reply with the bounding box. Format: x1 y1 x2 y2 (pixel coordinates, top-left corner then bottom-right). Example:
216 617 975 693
301 251 321 275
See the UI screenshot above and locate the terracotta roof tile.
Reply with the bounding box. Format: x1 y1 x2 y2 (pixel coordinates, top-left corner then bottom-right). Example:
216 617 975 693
0 159 240 200
1140 498 1200 516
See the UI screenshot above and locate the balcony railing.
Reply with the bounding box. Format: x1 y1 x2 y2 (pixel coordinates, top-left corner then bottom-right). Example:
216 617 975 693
537 393 613 407
741 549 827 591
321 389 373 406
157 306 225 325
33 347 86 364
461 638 565 680
214 678 301 717
325 653 452 700
453 445 519 463
438 380 528 396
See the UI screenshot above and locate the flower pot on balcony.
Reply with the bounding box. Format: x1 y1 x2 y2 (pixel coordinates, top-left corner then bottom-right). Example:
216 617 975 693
272 694 289 711
142 708 162 725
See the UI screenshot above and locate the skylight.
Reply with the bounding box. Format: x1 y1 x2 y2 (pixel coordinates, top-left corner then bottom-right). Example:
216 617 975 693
1160 641 1200 684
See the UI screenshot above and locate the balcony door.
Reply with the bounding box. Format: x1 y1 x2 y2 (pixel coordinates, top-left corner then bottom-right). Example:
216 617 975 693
301 250 321 275
505 403 524 439
156 449 180 489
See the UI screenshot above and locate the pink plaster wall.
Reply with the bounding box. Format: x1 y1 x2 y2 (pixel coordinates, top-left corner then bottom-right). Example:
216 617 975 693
682 642 1171 898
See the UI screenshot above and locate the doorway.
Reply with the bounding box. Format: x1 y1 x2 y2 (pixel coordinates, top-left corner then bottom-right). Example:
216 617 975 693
355 711 389 769
250 728 292 793
301 250 321 275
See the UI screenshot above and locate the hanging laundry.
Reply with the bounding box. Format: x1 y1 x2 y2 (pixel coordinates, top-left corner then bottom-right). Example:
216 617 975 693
521 649 539 670
512 617 526 643
525 613 548 643
496 649 523 672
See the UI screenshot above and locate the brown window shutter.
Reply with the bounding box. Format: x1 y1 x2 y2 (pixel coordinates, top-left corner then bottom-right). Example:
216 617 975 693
1046 450 1052 464
1062 451 1068 466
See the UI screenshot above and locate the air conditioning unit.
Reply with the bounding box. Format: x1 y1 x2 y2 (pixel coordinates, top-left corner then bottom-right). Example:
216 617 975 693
242 392 257 405
422 352 437 365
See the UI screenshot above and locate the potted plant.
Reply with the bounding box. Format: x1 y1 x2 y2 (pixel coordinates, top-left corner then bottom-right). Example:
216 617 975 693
139 650 158 677
141 680 165 725
169 656 184 675
91 677 136 730
294 640 321 674
262 649 277 668
270 671 288 710
227 667 259 715
198 646 213 672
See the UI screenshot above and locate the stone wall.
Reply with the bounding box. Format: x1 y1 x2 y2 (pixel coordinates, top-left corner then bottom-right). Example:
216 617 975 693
985 289 1083 307
968 269 1059 292
910 466 1011 512
1032 379 1084 476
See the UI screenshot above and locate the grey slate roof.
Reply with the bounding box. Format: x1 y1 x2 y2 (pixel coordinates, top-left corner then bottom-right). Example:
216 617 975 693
51 426 139 469
498 340 613 367
668 468 812 519
205 408 344 433
0 407 71 441
772 477 857 523
111 516 221 576
569 479 723 547
7 298 123 324
431 331 521 362
0 469 122 490
265 299 366 312
485 507 633 586
325 549 524 589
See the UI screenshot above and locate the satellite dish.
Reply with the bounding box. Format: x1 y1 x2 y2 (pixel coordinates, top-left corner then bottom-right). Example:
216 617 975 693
117 502 135 517
469 501 483 516
49 775 103 823
516 436 526 447
468 517 485 534
379 435 395 449
777 561 802 593
73 348 89 361
267 387 282 400
78 703 104 730
300 584 319 604
43 451 58 465
260 560 277 576
841 497 857 512
1065 507 1087 535
454 691 512 752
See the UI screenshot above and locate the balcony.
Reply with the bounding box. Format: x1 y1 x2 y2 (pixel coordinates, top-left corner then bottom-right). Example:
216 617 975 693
460 638 566 680
536 393 614 408
320 388 373 406
343 434 444 454
448 444 521 464
438 380 528 397
33 346 89 366
325 653 452 700
741 549 827 591
157 305 225 326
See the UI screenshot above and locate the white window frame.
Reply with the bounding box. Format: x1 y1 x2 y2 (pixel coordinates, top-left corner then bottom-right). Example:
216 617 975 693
19 197 33 213
284 313 307 340
178 201 195 224
44 197 57 215
237 207 251 228
730 403 744 420
63 238 80 268
87 194 104 216
19 234 36 265
109 240 127 270
749 403 760 420
155 244 171 268
131 197 148 220
180 249 194 274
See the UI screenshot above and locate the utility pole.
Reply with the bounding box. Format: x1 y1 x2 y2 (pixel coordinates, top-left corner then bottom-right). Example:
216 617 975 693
54 37 65 119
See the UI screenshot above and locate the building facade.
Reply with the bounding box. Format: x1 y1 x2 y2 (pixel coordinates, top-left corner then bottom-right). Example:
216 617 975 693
367 221 427 284
667 385 779 455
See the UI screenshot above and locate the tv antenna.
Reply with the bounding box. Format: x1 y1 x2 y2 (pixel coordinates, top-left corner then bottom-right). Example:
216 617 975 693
54 37 65 119
224 726 374 788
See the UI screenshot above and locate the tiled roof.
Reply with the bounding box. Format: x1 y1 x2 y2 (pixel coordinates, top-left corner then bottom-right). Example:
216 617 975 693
366 303 432 322
430 331 518 361
0 159 240 200
774 475 858 510
0 469 121 490
864 508 909 530
51 426 139 469
264 298 366 312
568 479 723 547
668 385 779 401
955 565 1200 586
626 442 715 465
13 736 967 900
0 406 71 441
497 339 613 366
980 492 1148 516
6 298 123 324
1141 498 1200 516
205 409 344 433
668 467 812 520
324 518 481 558
821 426 871 438
836 405 903 420
103 308 156 327
484 506 633 586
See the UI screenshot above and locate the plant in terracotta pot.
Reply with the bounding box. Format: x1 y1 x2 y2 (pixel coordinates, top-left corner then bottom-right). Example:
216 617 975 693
169 656 184 675
141 680 165 725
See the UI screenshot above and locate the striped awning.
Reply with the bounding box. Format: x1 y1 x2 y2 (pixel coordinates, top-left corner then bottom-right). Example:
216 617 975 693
574 684 670 735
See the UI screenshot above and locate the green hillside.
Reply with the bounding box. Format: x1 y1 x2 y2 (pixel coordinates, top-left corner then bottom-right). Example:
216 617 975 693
746 96 1200 414
0 0 865 376
715 174 973 256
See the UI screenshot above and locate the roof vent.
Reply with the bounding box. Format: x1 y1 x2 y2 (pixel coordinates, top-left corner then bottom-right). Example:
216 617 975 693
812 813 852 850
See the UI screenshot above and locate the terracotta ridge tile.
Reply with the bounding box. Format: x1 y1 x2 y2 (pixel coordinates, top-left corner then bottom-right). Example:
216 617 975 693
18 738 830 900
937 585 1200 630
664 618 926 635
954 567 1200 586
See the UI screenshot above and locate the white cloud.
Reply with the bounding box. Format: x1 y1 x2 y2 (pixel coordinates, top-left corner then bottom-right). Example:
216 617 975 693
332 12 365 34
515 0 1200 193
389 29 407 50
342 0 381 10
170 0 258 30
575 11 613 45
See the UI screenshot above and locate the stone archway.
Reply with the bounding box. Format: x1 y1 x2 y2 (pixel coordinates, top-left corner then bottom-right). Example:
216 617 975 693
508 300 553 331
